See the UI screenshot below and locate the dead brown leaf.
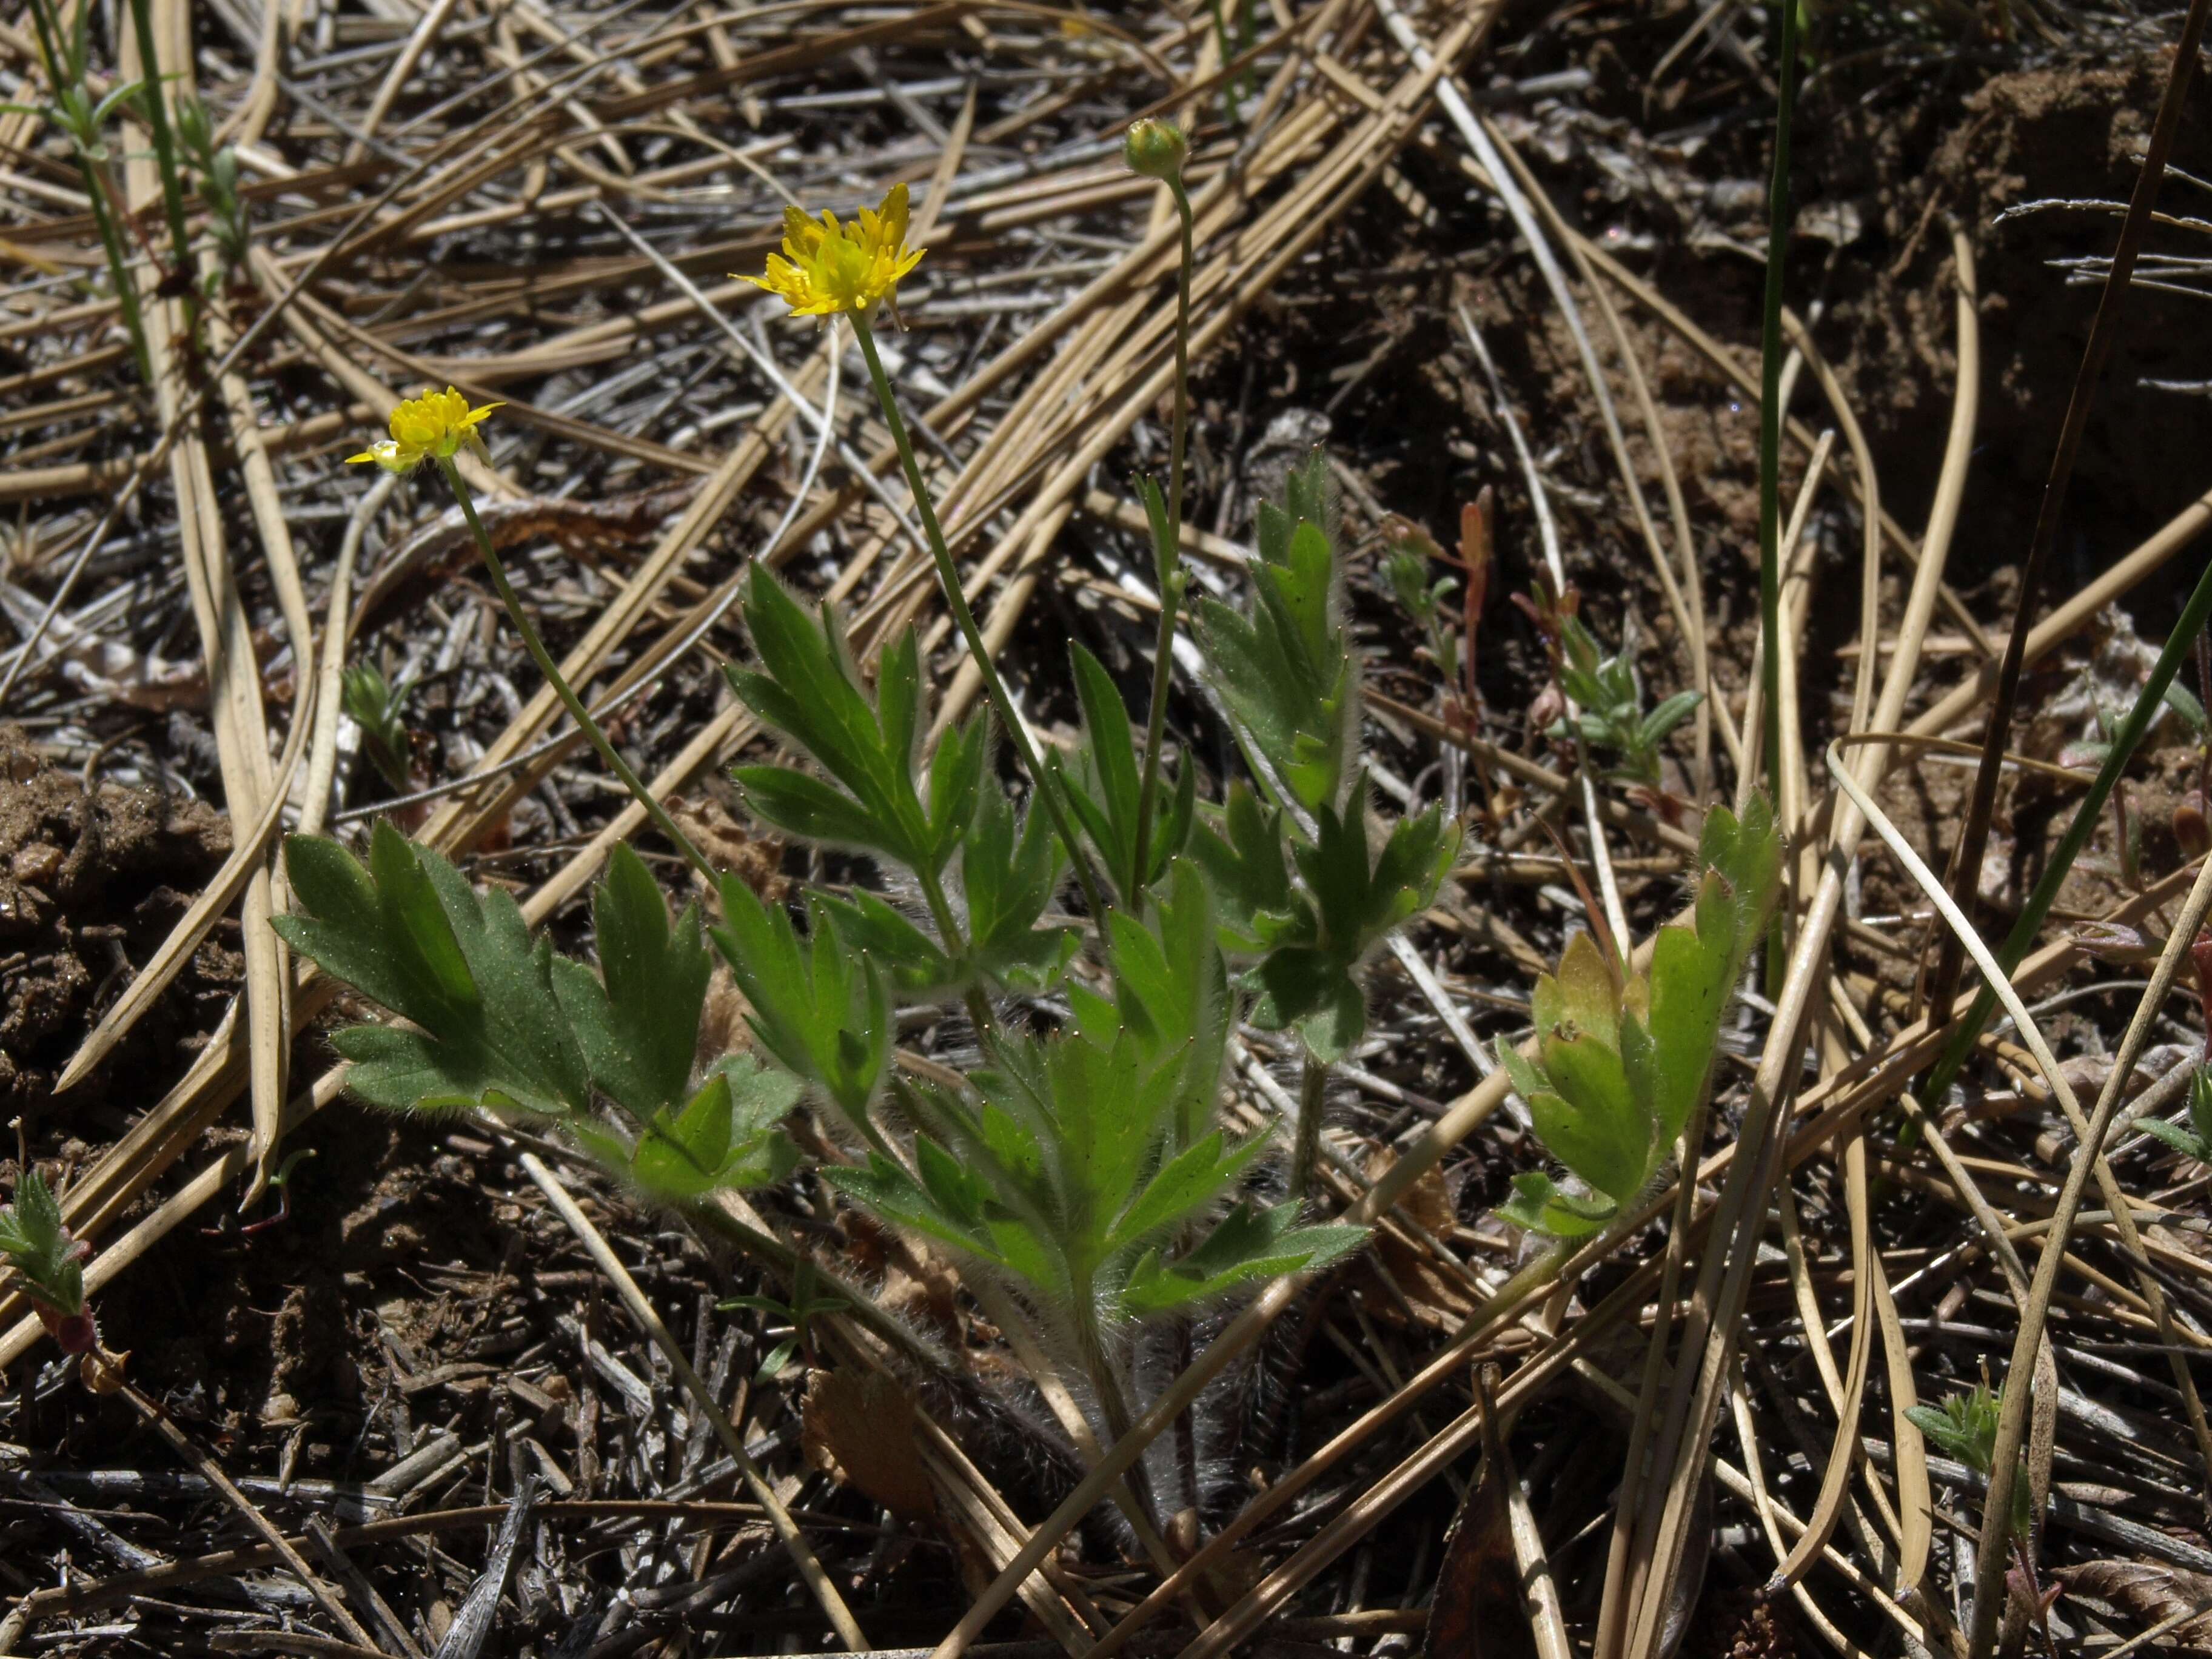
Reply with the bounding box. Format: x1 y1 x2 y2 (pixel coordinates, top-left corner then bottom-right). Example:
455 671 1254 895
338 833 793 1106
2057 1560 2212 1649
1357 1150 1475 1324
1426 1423 1537 1658
802 1367 938 1524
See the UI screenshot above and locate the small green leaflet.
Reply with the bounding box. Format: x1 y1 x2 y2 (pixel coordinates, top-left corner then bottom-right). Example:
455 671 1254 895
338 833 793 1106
1123 1201 1366 1313
572 1060 802 1204
711 876 891 1130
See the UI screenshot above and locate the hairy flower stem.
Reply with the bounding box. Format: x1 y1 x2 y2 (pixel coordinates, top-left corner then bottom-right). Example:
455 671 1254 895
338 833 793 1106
1290 1048 1329 1204
434 458 716 884
1129 181 1196 916
851 315 1108 920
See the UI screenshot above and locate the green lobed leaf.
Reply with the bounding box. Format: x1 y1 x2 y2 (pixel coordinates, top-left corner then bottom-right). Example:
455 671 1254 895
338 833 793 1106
726 566 938 874
276 826 591 1120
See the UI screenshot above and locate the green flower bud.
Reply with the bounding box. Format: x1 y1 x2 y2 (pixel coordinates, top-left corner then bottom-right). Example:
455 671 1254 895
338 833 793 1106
1124 118 1187 182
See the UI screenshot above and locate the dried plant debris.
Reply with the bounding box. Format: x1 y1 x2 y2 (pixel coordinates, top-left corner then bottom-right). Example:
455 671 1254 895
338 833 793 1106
2 0 2211 1656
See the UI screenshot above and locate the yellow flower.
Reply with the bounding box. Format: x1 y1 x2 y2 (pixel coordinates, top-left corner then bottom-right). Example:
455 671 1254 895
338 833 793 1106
737 182 925 319
347 387 501 473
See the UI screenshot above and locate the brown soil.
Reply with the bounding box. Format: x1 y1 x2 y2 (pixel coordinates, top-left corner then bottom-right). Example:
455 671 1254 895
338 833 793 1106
0 726 235 1125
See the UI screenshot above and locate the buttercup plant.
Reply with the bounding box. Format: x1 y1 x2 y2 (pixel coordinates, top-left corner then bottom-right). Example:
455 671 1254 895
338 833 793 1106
283 177 1394 1495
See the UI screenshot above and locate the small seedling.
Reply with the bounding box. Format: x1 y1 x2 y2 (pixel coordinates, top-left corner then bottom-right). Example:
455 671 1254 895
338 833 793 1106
1496 795 1780 1238
722 1259 850 1381
1547 610 1702 789
1907 1382 2057 1645
341 661 416 796
0 1170 94 1355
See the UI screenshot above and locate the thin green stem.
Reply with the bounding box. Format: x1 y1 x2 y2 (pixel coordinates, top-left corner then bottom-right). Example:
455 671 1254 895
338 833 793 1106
1754 0 1800 805
1130 181 1196 914
432 457 716 884
850 313 1109 921
1289 1047 1329 1204
82 172 152 383
1923 547 2212 1105
913 861 1005 1047
122 0 194 305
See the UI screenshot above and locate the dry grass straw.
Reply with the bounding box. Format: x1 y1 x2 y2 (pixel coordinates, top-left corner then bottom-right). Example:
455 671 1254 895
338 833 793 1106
6 1 2212 1654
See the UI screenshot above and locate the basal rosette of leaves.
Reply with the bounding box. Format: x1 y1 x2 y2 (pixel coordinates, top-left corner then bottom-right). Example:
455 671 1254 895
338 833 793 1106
275 830 800 1209
1496 794 1781 1238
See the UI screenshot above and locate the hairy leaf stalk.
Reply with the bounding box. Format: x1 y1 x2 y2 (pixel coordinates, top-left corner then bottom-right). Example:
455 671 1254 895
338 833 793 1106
1131 179 1198 914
